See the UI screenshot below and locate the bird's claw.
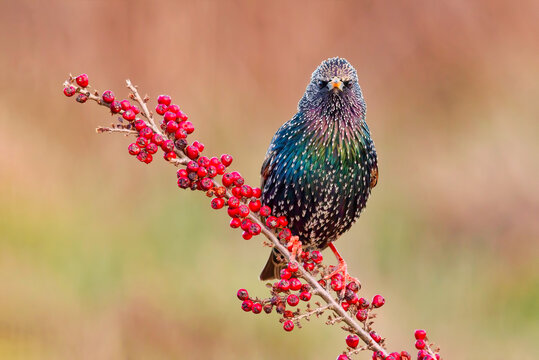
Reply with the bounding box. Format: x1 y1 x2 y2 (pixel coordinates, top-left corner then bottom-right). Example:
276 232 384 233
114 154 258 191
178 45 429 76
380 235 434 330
324 260 362 290
286 236 303 263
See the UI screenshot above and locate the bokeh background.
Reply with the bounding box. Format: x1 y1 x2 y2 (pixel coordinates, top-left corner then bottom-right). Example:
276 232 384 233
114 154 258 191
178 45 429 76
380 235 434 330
1 1 538 359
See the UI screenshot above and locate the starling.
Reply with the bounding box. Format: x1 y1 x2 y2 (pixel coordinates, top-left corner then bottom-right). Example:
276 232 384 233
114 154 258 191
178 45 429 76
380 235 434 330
259 57 378 280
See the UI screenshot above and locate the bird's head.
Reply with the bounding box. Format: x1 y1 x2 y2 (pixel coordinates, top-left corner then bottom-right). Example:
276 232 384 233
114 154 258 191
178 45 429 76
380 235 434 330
299 57 365 117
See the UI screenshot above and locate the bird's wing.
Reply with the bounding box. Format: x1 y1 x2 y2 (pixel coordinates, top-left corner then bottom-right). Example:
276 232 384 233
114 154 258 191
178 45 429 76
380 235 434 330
260 113 301 191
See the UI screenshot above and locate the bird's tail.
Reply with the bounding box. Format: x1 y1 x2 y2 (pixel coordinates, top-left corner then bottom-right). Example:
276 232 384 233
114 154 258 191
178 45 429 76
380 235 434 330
259 248 286 281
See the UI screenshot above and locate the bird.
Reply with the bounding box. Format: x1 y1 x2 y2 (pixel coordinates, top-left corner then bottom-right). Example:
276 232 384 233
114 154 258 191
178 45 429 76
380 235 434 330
259 57 378 281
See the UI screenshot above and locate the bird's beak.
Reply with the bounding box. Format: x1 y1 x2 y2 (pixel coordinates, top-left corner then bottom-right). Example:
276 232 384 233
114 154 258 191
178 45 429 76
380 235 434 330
327 77 343 91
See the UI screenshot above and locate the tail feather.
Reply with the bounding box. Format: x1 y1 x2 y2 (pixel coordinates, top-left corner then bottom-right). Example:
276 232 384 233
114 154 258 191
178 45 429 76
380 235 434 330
259 249 286 281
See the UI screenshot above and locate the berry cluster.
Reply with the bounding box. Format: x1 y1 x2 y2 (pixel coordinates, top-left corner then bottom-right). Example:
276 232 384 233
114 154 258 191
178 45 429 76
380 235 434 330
62 74 442 360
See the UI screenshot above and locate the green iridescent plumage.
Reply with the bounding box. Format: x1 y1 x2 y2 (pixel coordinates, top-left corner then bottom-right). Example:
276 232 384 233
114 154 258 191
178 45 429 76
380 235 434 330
260 57 378 280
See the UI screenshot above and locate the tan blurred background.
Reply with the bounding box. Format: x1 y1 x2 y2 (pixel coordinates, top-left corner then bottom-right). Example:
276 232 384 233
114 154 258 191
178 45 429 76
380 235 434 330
0 0 538 359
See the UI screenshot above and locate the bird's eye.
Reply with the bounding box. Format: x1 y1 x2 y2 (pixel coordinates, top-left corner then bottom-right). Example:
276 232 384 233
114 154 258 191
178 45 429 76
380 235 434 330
343 80 351 87
317 80 328 89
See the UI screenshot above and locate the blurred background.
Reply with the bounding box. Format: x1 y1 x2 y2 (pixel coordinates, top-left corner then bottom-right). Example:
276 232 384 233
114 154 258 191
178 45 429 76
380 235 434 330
0 0 538 359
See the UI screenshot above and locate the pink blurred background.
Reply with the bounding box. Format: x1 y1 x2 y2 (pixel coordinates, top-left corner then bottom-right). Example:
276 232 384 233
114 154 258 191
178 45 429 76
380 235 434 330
0 1 538 359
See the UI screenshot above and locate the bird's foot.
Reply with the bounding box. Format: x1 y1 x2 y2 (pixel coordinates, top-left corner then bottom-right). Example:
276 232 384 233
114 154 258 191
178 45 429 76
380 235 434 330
286 236 303 263
324 242 361 290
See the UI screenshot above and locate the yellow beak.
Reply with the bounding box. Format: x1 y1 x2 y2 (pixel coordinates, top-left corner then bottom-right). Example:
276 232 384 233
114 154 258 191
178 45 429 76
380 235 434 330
328 77 343 91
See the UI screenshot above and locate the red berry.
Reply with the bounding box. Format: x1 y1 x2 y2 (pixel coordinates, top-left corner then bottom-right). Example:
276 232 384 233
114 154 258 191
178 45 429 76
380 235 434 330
177 110 188 121
197 166 208 178
130 105 140 114
174 128 187 140
122 109 136 121
128 143 140 155
215 163 226 175
372 294 385 308
177 169 188 178
346 282 360 293
161 139 175 152
75 74 88 87
345 291 359 304
230 218 241 228
236 288 249 300
164 111 177 122
252 302 262 314
222 173 234 187
211 198 225 209
266 216 279 228
164 151 177 161
252 188 262 198
299 291 311 301
337 355 349 360
283 320 294 332
206 165 217 178
180 121 194 134
209 157 220 167
197 156 210 167
134 119 146 131
287 294 299 306
400 351 411 360
227 207 239 218
186 161 199 173
177 176 190 189
63 85 76 97
414 329 427 340
341 301 350 311
238 204 250 217
220 154 233 167
157 95 172 106
110 100 121 113
164 121 177 134
138 127 152 139
76 94 88 103
143 153 153 164
287 261 299 273
120 100 131 111
240 185 253 198
358 297 370 308
200 178 213 190
311 251 323 263
192 140 204 152
303 262 315 271
278 216 288 227
277 279 290 292
241 299 253 312
168 104 180 113
370 331 381 343
155 103 168 115
151 133 164 145
289 277 302 291
415 339 426 350
248 223 261 235
146 143 158 154
280 268 292 280
278 228 292 241
240 219 252 231
229 186 240 198
136 151 148 163
186 145 199 159
346 334 359 348
136 136 148 148
227 197 240 208
356 309 368 321
242 231 252 240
